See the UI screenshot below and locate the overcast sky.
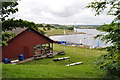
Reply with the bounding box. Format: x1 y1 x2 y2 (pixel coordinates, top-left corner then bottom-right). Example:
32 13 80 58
10 0 115 25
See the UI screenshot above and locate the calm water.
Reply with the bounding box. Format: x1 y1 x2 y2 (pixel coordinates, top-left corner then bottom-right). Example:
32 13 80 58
49 29 111 47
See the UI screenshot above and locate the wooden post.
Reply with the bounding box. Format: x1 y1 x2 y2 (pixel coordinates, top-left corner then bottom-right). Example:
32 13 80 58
48 43 50 53
52 43 53 54
41 44 43 54
40 44 42 54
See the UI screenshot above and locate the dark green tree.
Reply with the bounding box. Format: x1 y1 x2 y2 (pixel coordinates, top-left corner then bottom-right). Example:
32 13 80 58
43 27 46 31
67 27 73 31
51 26 55 28
1 32 16 46
36 24 44 27
1 2 18 21
47 27 51 30
1 2 43 46
45 24 53 30
2 18 38 31
45 24 51 28
1 2 38 31
87 0 120 78
37 29 45 35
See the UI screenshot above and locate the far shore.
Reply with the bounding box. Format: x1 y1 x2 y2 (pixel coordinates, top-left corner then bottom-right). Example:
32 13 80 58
46 32 86 37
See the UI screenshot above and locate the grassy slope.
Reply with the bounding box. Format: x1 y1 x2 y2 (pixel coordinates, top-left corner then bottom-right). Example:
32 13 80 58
39 27 74 36
2 44 106 78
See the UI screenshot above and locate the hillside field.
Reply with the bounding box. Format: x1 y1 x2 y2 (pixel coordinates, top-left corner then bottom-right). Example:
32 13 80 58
2 44 106 78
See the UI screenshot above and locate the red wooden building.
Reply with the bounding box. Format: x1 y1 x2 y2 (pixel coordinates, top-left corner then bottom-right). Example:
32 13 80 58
2 28 54 61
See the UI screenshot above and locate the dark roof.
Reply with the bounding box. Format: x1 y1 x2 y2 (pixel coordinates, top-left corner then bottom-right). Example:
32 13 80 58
7 28 54 44
4 28 27 34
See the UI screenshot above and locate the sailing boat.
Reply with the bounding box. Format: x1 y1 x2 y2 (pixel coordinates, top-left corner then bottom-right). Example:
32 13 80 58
71 25 77 47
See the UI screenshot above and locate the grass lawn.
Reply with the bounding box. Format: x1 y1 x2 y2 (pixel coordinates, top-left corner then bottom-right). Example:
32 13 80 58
38 27 74 36
2 44 106 78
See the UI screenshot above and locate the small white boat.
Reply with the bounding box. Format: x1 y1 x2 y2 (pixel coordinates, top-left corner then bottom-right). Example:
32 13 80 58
58 57 70 60
66 62 83 66
53 57 70 61
11 59 19 63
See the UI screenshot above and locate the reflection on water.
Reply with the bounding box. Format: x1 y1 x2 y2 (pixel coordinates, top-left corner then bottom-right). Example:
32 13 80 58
49 29 111 47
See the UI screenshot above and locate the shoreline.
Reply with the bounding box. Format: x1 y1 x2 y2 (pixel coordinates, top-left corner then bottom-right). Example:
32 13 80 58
46 32 86 37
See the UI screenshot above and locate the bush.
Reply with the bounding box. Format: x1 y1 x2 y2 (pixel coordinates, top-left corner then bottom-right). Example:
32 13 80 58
43 27 46 31
37 29 45 34
47 27 51 30
95 46 120 78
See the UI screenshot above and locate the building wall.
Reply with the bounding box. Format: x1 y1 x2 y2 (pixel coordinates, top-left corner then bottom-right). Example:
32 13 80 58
2 29 52 60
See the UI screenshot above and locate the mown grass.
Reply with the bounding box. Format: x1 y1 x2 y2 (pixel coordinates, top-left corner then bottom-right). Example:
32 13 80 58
2 44 106 78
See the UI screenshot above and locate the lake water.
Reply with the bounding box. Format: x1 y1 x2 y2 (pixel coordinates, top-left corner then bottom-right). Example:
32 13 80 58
49 29 111 47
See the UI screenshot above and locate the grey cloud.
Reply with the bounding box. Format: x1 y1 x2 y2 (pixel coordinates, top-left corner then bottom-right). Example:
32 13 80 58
51 2 84 17
10 0 114 25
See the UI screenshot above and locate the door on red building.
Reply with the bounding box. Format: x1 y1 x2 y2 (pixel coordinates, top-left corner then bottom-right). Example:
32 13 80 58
23 46 29 58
